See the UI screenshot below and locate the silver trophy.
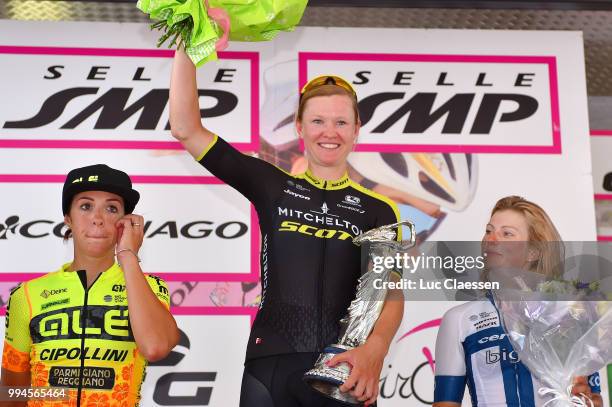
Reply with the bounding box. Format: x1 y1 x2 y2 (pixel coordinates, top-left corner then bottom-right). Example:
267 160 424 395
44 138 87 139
303 220 416 405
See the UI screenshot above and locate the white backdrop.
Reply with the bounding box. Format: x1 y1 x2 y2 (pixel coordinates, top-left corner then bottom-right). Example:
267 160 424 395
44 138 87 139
0 20 605 406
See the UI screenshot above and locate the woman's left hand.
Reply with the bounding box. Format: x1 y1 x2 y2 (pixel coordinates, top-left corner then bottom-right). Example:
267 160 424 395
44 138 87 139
571 376 602 407
116 214 145 254
326 336 387 406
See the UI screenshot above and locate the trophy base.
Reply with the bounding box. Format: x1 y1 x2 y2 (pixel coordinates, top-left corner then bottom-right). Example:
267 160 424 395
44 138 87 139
303 345 363 406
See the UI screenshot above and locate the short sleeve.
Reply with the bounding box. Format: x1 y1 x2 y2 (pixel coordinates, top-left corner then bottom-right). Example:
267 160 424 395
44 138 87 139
434 305 467 403
198 135 285 207
145 275 170 309
2 284 31 372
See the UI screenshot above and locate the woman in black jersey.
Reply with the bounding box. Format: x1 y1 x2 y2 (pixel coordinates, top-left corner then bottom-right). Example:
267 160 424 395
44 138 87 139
169 47 404 407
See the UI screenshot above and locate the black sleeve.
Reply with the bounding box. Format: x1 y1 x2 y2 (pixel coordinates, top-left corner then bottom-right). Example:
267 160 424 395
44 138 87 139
375 199 402 242
198 135 284 205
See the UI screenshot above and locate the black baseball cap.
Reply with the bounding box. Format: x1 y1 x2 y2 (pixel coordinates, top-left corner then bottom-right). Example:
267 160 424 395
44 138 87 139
62 164 140 215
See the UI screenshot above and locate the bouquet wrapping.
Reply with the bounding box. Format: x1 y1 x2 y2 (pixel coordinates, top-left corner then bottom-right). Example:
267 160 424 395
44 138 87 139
490 267 612 407
137 0 308 66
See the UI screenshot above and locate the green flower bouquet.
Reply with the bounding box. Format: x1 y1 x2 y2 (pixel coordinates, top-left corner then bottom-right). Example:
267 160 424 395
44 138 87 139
137 0 308 66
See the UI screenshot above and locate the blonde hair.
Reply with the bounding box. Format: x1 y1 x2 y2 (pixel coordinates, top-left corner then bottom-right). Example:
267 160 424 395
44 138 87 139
490 195 564 278
296 85 359 124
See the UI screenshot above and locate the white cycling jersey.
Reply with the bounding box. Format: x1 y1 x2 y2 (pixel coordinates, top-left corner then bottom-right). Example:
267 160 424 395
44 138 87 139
434 298 601 406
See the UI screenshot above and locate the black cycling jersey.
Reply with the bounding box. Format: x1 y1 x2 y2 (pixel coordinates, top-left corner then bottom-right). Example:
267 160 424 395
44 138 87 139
199 136 401 361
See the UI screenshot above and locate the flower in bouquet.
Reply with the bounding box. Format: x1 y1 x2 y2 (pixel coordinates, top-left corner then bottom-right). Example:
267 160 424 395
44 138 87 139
137 0 308 66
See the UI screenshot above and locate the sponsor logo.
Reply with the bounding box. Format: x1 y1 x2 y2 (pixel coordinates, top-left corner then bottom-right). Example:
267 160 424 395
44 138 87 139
278 221 354 241
477 333 507 344
0 216 248 240
337 203 365 214
287 180 309 192
473 315 498 330
148 275 169 296
114 295 127 303
49 366 115 390
344 195 361 206
103 295 113 303
0 216 19 240
277 207 363 236
485 349 520 364
41 298 70 310
330 178 349 188
474 320 498 330
284 189 311 201
302 55 560 152
41 347 129 362
589 375 601 388
2 63 243 133
112 284 125 293
469 314 478 322
40 288 68 299
31 305 133 343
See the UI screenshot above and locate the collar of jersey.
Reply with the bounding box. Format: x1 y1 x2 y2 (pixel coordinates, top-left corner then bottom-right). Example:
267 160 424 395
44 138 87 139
300 168 351 190
59 262 122 281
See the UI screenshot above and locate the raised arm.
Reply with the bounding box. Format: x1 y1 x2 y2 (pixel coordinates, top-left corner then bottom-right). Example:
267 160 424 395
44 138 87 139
169 47 215 158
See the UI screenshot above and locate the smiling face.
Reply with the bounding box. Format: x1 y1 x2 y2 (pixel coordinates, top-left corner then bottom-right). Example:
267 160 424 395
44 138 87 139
482 209 537 270
64 190 125 258
296 94 360 169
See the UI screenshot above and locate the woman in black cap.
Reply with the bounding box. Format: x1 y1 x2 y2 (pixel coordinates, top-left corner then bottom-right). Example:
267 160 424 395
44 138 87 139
1 164 179 406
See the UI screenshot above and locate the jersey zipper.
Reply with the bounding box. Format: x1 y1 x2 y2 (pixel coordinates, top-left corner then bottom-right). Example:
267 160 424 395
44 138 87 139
318 182 328 349
76 270 102 407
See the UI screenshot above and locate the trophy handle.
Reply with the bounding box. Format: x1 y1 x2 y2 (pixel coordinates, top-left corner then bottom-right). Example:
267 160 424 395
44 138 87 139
353 220 416 248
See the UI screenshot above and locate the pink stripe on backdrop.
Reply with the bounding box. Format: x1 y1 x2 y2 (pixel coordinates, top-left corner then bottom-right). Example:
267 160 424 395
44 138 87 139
353 143 559 154
547 58 562 154
299 52 561 154
0 174 223 184
590 130 612 136
595 194 612 201
598 236 612 242
0 45 173 57
0 140 256 151
0 46 259 152
170 306 258 325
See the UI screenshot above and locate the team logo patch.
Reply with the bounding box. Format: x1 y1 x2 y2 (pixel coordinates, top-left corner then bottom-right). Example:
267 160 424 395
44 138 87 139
344 195 361 206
